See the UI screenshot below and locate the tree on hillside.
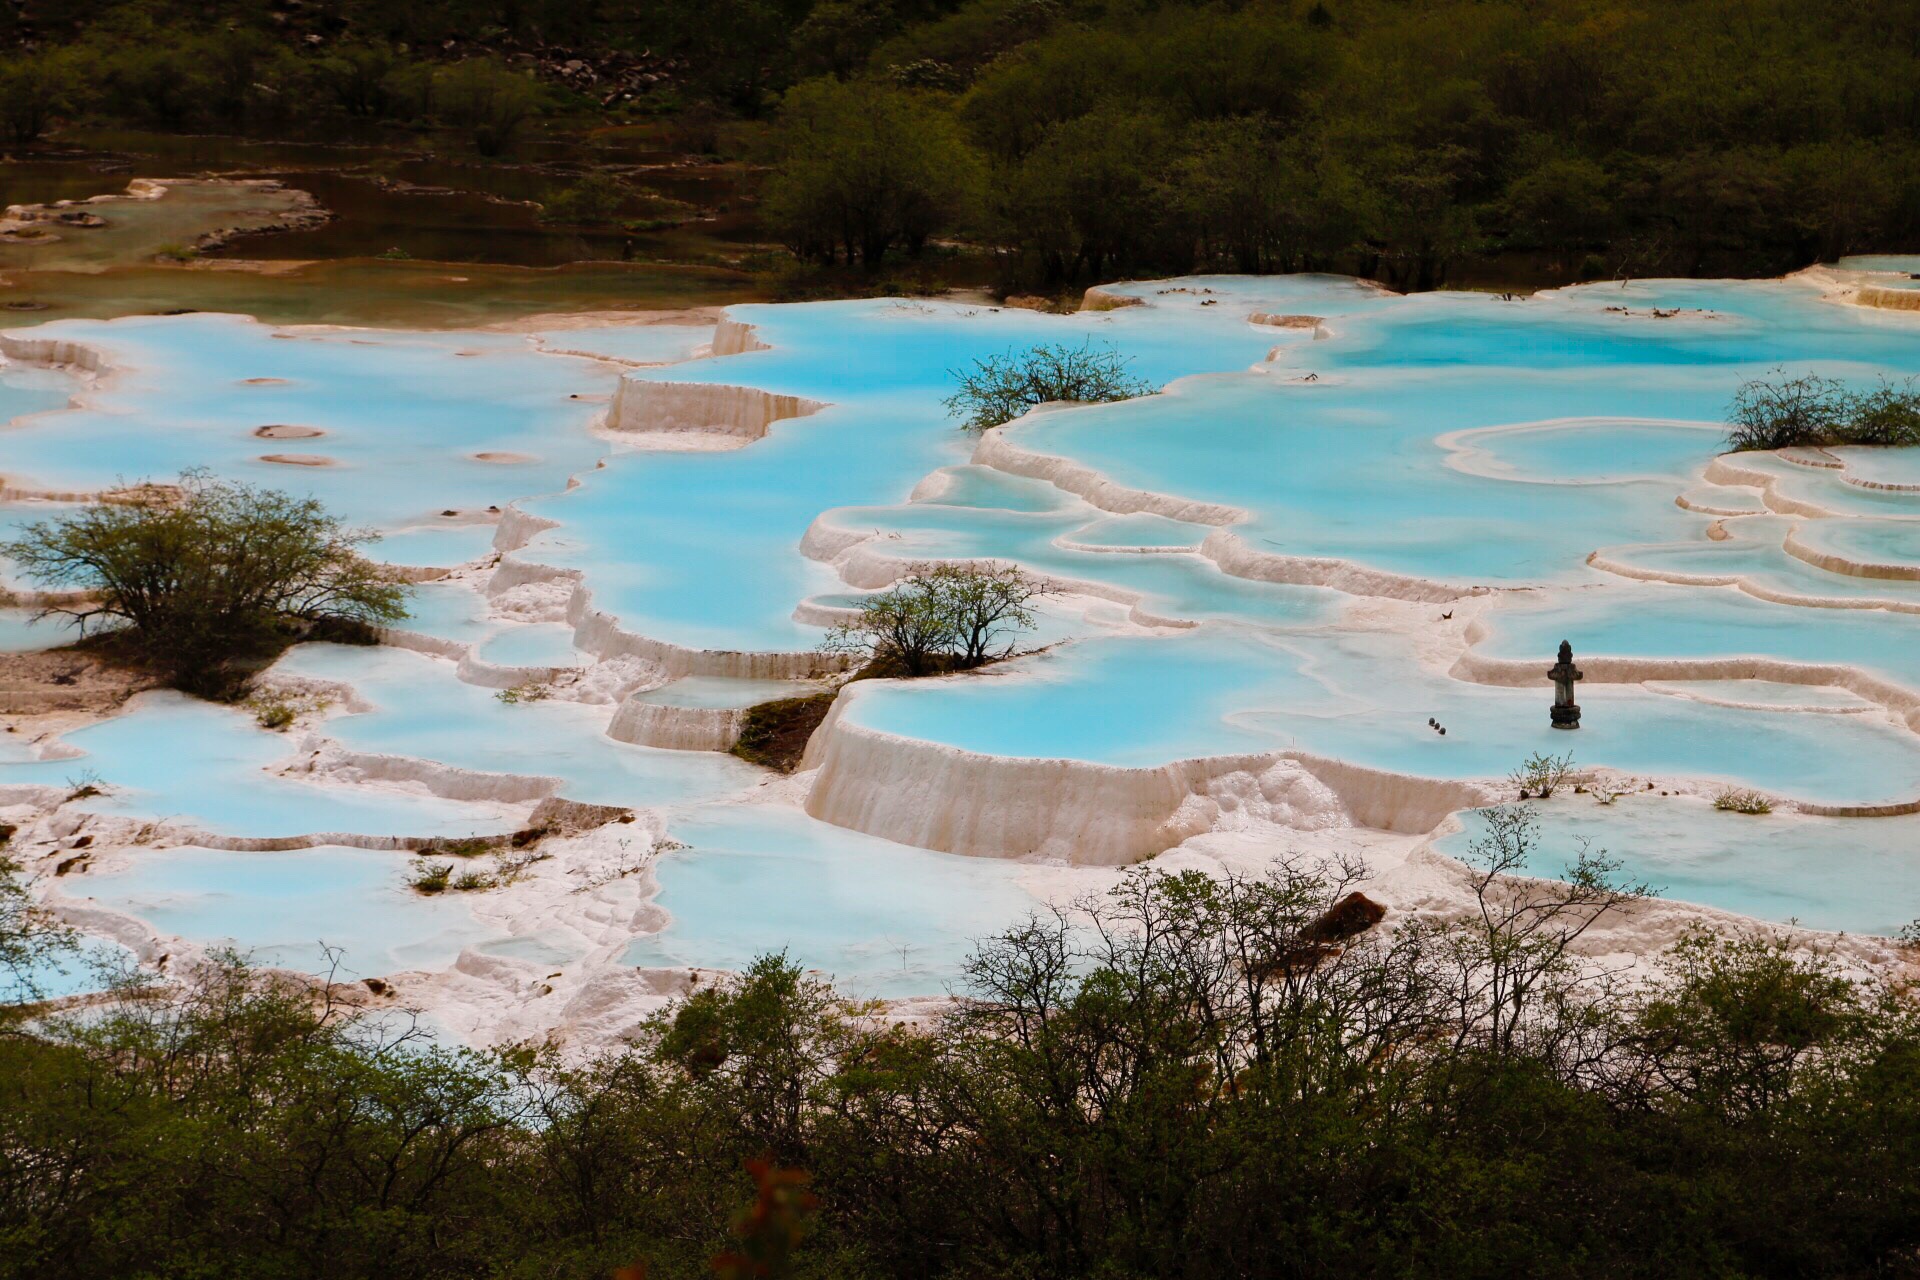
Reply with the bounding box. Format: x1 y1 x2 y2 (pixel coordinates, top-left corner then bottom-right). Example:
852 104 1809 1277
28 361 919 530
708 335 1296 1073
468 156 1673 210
0 50 85 145
3 473 407 695
432 58 546 155
763 77 982 268
1000 107 1178 279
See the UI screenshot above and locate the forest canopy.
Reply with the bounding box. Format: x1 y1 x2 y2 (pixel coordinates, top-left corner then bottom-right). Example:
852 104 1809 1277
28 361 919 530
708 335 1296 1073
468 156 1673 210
6 0 1918 286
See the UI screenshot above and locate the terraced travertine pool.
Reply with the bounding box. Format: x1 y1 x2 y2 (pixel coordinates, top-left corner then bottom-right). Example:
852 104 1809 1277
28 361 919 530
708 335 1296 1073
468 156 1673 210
4 245 1918 1044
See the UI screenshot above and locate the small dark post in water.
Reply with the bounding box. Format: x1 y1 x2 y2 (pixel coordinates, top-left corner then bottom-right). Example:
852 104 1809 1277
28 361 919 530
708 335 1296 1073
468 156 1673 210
1549 640 1583 729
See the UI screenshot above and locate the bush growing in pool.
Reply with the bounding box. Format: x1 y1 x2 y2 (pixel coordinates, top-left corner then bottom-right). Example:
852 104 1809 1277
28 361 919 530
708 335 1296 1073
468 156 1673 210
2 472 406 697
823 563 1044 676
1726 371 1920 450
944 340 1153 431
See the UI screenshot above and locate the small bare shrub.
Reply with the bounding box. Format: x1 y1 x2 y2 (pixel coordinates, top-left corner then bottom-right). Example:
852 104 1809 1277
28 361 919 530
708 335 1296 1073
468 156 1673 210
1714 788 1773 815
407 859 453 894
1509 751 1575 799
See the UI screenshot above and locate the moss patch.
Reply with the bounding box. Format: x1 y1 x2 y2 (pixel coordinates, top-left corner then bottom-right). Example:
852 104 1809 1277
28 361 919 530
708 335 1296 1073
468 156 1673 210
731 691 837 773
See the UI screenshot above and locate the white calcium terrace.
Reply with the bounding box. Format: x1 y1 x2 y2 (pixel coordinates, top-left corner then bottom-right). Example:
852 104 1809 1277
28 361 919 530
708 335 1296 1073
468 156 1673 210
2 264 1918 1047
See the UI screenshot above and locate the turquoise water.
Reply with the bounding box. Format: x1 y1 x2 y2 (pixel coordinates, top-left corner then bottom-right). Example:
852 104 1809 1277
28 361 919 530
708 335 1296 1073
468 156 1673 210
275 644 757 807
517 295 1299 651
1436 798 1920 936
623 805 1034 997
475 622 583 668
0 315 611 529
7 268 1920 997
1479 584 1920 697
79 845 510 978
0 690 507 837
530 325 708 364
845 627 1920 806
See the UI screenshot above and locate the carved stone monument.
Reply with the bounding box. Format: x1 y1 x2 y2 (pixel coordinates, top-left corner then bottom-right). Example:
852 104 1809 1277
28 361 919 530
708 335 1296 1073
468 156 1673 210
1548 639 1582 729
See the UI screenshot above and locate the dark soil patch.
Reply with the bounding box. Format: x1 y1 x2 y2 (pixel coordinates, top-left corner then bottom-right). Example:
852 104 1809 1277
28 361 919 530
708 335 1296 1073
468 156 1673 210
0 646 155 716
731 691 837 773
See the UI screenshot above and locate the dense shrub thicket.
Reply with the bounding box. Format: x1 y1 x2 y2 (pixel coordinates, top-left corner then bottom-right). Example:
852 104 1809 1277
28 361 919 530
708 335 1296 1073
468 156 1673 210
2 474 406 695
1726 372 1920 450
4 809 1919 1280
6 0 1919 287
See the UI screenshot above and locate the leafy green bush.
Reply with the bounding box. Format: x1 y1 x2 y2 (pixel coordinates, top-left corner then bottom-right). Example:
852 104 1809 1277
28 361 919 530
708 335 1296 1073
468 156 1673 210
539 172 631 225
944 340 1153 431
3 473 406 697
406 859 453 894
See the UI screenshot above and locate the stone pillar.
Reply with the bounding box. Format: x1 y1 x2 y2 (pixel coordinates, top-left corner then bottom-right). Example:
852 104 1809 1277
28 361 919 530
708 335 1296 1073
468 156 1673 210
1549 639 1582 729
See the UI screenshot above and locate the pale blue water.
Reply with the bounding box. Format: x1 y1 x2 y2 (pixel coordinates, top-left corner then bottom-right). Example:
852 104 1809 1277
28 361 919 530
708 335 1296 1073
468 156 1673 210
475 622 582 668
79 845 511 978
845 627 1920 806
0 690 508 837
1436 798 1920 936
1479 585 1920 696
0 315 611 529
8 269 1920 994
517 295 1298 650
624 805 1034 997
0 608 58 651
275 643 757 807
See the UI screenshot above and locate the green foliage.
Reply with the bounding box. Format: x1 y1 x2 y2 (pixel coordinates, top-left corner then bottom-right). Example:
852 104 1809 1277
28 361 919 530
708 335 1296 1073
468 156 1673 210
0 49 85 144
823 562 1043 675
406 858 453 894
3 843 1920 1276
496 680 551 704
1714 787 1774 815
1509 750 1576 798
732 691 837 772
430 58 546 156
1727 372 1920 450
0 853 78 1006
539 172 631 225
944 339 1152 431
10 0 1920 290
3 473 405 697
762 77 982 268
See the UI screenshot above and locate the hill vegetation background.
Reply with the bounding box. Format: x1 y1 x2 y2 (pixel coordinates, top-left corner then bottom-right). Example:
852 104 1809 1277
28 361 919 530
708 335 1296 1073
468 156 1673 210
4 0 1918 292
